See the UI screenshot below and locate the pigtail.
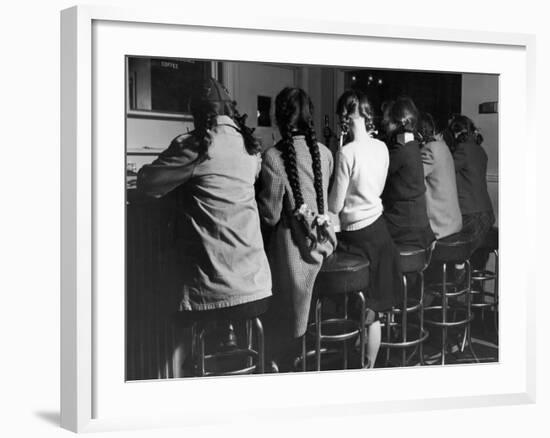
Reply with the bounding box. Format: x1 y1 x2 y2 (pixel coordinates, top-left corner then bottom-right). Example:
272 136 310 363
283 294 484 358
231 105 262 156
192 107 218 162
448 114 484 148
280 125 318 250
305 124 331 244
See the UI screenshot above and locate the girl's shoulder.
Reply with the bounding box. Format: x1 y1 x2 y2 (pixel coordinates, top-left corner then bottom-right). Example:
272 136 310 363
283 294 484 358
262 143 285 167
316 141 332 158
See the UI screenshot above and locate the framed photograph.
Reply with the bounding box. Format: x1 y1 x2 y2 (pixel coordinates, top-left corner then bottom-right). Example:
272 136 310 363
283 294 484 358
61 5 536 433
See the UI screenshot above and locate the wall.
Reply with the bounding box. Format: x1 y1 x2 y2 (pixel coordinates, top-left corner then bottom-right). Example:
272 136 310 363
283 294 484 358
461 73 499 223
126 117 193 170
126 61 332 169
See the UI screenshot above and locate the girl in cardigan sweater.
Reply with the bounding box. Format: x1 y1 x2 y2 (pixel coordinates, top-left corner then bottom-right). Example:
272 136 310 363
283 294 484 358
328 90 402 368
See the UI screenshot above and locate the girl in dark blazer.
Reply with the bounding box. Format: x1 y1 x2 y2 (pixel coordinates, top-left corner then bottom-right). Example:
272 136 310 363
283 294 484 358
446 115 495 268
381 97 435 250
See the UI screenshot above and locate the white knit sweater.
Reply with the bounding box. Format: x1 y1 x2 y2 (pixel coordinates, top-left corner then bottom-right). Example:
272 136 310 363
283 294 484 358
328 137 389 232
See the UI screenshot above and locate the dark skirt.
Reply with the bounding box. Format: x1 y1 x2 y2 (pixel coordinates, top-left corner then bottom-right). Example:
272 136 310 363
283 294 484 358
384 215 436 251
462 211 496 269
338 215 402 312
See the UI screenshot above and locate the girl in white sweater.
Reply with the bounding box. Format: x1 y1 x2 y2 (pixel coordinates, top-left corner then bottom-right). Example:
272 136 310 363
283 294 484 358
328 90 402 368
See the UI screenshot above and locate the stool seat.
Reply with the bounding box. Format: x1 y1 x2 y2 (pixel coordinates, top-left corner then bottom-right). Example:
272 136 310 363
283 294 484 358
314 250 370 296
398 246 431 273
174 297 271 327
432 233 477 263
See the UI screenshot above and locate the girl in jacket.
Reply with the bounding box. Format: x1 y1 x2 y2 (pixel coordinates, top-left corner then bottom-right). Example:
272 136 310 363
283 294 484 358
257 87 336 370
446 115 495 269
418 112 463 240
328 90 402 368
381 97 435 250
137 77 272 324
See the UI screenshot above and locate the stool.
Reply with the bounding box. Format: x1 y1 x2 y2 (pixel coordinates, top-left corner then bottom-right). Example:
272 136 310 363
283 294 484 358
424 234 478 365
176 298 269 377
298 250 370 371
470 227 498 332
380 245 432 367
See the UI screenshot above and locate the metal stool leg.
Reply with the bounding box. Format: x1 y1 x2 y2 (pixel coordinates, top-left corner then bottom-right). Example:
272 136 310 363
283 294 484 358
494 250 499 333
419 271 425 365
253 317 265 373
246 319 253 368
465 260 479 363
197 327 206 377
315 299 322 371
441 262 448 365
402 274 408 367
357 291 367 368
385 311 392 366
301 335 307 372
342 294 349 369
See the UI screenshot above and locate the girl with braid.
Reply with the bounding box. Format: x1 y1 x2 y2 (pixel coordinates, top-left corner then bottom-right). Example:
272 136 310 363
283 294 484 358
138 77 272 320
257 87 336 370
328 90 402 368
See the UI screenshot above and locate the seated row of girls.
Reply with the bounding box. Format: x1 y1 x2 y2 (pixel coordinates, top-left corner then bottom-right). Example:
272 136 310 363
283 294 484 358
419 111 495 278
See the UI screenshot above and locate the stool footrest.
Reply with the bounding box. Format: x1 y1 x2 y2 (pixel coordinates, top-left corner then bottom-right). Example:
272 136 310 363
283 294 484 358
427 283 470 298
381 328 429 349
306 318 360 342
385 300 422 315
200 347 260 376
472 269 497 281
424 306 474 327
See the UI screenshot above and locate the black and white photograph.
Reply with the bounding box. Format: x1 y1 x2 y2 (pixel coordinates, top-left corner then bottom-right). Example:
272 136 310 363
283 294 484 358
125 56 499 380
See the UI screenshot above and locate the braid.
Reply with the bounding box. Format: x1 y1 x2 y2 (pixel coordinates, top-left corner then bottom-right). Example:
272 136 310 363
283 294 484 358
231 106 262 155
306 125 331 244
340 115 352 145
193 109 218 162
280 126 305 209
279 125 317 249
305 126 324 215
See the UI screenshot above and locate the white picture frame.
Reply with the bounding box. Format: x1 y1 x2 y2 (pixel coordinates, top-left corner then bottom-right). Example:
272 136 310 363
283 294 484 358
60 4 536 433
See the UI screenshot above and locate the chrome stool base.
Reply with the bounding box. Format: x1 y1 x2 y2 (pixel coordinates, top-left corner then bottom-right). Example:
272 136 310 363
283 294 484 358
382 246 432 367
470 249 499 333
191 317 265 377
297 292 367 372
425 259 478 365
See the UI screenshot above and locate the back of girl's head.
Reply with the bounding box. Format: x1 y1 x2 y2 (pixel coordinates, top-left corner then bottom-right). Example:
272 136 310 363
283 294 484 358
275 87 315 134
190 77 260 160
447 114 483 146
418 112 437 145
383 96 420 143
336 90 375 139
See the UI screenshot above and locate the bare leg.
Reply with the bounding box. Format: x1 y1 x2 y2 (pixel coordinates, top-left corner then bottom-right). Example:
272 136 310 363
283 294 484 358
366 320 381 368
